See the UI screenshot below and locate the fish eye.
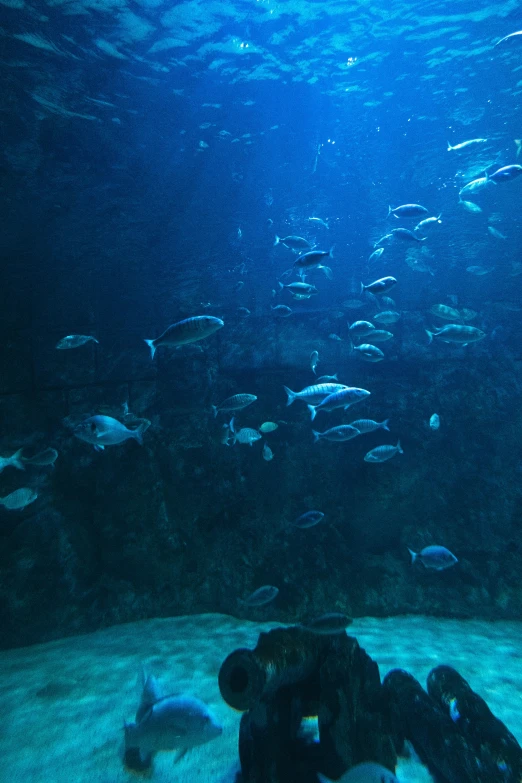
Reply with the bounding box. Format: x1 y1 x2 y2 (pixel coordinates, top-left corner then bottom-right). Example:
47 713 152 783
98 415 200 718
90 422 96 432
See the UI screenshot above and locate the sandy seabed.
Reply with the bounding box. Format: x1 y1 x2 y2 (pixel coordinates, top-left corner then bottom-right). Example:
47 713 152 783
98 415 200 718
2 614 522 783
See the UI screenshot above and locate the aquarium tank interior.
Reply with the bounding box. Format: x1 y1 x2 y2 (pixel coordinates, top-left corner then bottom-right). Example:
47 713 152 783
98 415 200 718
2 0 522 780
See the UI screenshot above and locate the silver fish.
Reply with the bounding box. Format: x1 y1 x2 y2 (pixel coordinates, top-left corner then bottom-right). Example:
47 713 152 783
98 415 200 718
271 305 293 316
447 138 487 151
426 325 486 345
74 415 149 450
348 321 375 337
0 448 25 473
353 344 385 362
312 425 360 443
307 217 329 228
0 488 38 510
459 176 489 197
21 447 59 467
328 333 343 341
368 247 384 263
240 585 279 606
387 203 429 218
262 443 274 461
294 511 324 528
234 428 261 446
364 441 403 462
414 214 442 232
308 387 370 421
408 545 457 570
429 413 440 430
283 383 348 406
488 226 507 240
349 418 390 434
466 265 494 275
293 248 333 272
373 311 400 324
429 304 461 321
259 422 278 433
316 373 338 382
144 316 224 359
274 235 312 249
56 335 99 350
368 330 393 342
310 350 319 374
279 282 318 296
459 199 482 213
212 394 257 416
361 277 397 296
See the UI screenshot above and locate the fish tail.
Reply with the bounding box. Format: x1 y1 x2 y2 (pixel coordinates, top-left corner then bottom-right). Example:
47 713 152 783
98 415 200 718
328 245 334 258
332 373 338 380
387 205 392 217
312 430 321 443
278 282 284 291
229 417 235 433
144 339 156 359
381 419 390 432
360 282 365 295
12 448 26 471
408 548 418 565
425 329 434 344
397 439 403 454
211 405 218 417
133 422 148 446
283 386 296 406
274 235 280 246
307 404 317 422
447 141 453 151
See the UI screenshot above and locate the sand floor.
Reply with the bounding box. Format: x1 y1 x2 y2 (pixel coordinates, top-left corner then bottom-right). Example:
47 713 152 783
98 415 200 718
1 614 522 783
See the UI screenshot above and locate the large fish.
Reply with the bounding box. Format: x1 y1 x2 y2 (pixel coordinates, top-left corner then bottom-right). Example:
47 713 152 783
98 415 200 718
74 415 149 450
144 316 224 359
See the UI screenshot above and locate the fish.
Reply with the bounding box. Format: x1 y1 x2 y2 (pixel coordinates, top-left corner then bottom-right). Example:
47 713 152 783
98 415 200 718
279 282 318 296
430 413 440 430
0 488 38 510
380 296 396 308
274 235 312 249
466 265 494 276
234 428 261 446
368 247 384 263
307 217 329 228
259 422 278 433
348 321 375 337
316 374 338 382
312 425 360 443
307 387 370 421
328 333 343 341
212 394 257 416
414 214 442 232
488 226 507 239
342 299 365 309
408 545 458 570
318 761 399 783
349 419 390 434
293 248 333 272
361 277 397 296
237 307 250 317
56 335 99 350
373 311 400 324
262 443 274 461
459 176 489 197
459 199 482 213
283 383 348 406
0 448 25 474
144 316 224 359
300 613 352 635
21 448 59 467
387 204 429 218
488 164 522 183
124 686 222 764
385 228 425 243
426 324 486 345
240 585 279 606
294 511 324 529
352 344 385 362
459 308 477 322
447 138 488 151
233 281 244 292
368 330 393 343
74 415 149 450
271 305 293 316
495 30 522 46
516 139 522 158
429 304 461 321
310 350 319 374
364 441 403 463
220 418 236 446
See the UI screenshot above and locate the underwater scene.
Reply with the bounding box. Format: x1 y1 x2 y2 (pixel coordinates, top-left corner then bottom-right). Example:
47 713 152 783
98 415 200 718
2 0 522 780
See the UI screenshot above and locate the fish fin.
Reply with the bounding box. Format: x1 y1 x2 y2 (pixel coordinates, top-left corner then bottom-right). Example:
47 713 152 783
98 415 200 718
94 445 104 452
447 141 453 151
397 439 403 454
382 419 390 432
312 430 321 443
274 235 280 246
133 423 148 446
278 282 284 291
408 548 417 565
360 282 365 295
425 329 434 344
387 205 392 217
307 404 317 422
328 246 334 258
93 338 100 344
144 339 156 359
211 405 218 417
12 449 25 471
229 417 235 434
283 386 296 406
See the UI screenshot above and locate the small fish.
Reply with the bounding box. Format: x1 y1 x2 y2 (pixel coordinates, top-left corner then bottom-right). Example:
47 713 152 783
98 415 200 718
0 488 38 510
316 374 338 382
429 304 461 321
237 307 250 317
429 413 440 431
259 422 278 433
459 308 477 322
342 299 365 309
274 235 312 249
262 443 274 461
74 415 149 450
495 30 522 46
300 612 352 635
388 203 429 218
56 335 99 350
368 330 393 343
310 350 319 374
271 305 293 317
388 228 425 243
466 265 494 276
368 247 384 263
294 510 325 528
459 199 482 213
220 418 236 446
459 176 489 197
284 383 348 406
240 585 279 606
489 164 522 183
320 265 333 280
349 418 390 434
212 394 257 416
328 333 343 341
414 214 442 232
488 226 507 240
353 344 385 362
516 139 522 158
21 447 59 467
144 316 224 359
233 281 245 292
312 425 360 443
307 217 329 228
234 428 262 446
349 320 375 337
426 324 486 345
364 441 403 463
319 762 399 783
308 387 370 421
294 248 333 272
447 138 488 151
0 448 25 473
380 296 396 308
279 282 318 296
373 310 400 324
408 545 458 570
361 277 397 296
